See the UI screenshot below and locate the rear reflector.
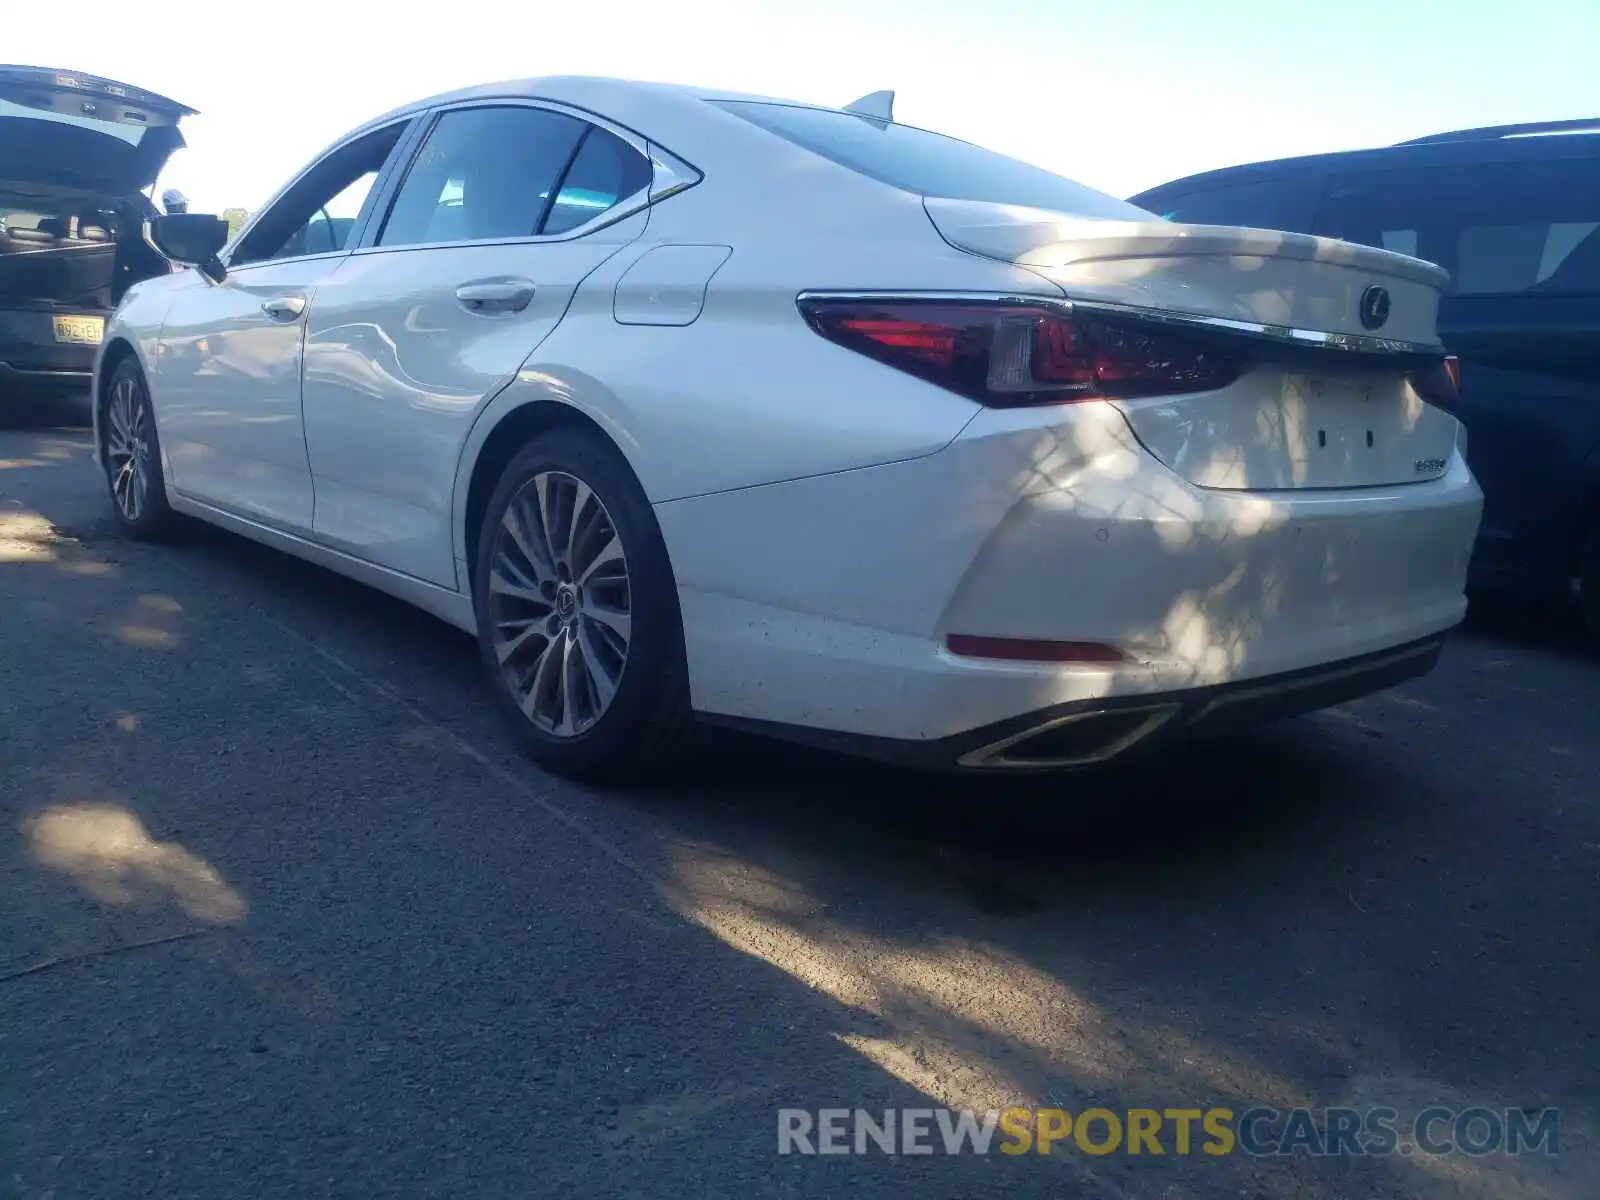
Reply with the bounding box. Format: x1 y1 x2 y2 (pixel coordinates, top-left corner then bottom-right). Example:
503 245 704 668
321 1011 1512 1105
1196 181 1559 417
947 634 1127 664
799 297 1245 407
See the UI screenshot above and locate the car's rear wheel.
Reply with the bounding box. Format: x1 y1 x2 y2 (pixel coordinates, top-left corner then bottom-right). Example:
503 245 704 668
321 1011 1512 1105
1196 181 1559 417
102 359 179 540
471 427 695 782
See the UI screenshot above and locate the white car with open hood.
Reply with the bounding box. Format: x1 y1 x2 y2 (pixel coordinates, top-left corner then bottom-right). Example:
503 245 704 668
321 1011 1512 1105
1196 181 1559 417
94 77 1482 780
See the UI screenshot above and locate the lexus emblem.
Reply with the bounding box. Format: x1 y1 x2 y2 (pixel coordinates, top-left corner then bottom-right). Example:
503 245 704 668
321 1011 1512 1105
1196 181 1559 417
1358 284 1391 331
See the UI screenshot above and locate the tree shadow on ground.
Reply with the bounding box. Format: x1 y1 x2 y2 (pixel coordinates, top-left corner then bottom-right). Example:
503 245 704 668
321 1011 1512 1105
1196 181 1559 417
4 429 1594 1198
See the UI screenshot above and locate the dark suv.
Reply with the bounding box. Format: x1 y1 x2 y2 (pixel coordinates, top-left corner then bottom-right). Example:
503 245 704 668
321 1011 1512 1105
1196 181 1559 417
1131 120 1600 627
1 66 192 417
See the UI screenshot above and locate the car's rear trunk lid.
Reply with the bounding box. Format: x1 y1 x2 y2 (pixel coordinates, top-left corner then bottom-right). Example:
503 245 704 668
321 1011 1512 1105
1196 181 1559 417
0 65 195 193
925 197 1461 490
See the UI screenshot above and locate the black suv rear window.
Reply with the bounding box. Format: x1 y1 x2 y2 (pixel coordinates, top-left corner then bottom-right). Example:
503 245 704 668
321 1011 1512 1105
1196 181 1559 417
712 100 1149 220
1314 158 1600 296
1144 178 1308 231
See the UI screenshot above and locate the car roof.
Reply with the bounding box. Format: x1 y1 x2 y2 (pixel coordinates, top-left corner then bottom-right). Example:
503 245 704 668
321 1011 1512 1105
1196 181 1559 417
351 75 833 137
1133 121 1600 201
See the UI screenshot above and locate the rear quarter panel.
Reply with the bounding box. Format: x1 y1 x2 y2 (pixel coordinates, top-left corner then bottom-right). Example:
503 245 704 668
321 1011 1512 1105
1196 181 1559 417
450 161 1073 567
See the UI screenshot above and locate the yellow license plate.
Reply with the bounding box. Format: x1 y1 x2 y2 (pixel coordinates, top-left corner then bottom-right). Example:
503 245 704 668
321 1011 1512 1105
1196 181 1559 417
53 315 105 345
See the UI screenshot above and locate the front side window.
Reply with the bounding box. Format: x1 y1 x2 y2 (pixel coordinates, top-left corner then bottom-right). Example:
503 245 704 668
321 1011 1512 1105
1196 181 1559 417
278 170 382 260
1314 160 1600 296
377 106 592 248
230 122 409 267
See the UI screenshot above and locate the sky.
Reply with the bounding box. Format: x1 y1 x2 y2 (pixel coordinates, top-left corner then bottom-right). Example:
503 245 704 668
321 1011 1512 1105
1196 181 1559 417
7 0 1597 213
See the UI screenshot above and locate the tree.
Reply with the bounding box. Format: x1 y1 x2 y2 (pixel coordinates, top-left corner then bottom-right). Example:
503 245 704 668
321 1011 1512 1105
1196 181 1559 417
221 208 250 238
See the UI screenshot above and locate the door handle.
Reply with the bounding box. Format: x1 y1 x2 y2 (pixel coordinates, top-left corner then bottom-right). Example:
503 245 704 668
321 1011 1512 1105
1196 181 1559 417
262 296 306 320
455 279 536 315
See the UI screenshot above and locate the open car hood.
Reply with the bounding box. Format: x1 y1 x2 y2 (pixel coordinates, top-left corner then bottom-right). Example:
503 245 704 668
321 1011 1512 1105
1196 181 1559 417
0 65 196 193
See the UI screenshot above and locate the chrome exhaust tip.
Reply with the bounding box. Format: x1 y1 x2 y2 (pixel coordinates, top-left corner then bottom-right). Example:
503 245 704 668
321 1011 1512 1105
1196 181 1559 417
957 704 1180 770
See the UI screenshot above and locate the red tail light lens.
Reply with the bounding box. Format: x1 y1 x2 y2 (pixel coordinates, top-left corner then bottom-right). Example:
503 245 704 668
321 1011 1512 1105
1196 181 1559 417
799 298 1245 407
1409 355 1460 411
947 634 1128 664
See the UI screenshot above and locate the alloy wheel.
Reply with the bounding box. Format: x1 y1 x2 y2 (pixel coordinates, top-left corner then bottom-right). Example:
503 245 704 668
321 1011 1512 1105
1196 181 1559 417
487 470 632 737
105 377 152 523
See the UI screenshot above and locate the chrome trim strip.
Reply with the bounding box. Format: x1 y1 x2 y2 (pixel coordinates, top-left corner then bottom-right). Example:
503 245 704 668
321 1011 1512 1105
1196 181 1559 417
794 290 1445 358
797 289 1070 310
957 704 1179 770
647 141 704 203
1072 299 1445 357
1189 641 1441 722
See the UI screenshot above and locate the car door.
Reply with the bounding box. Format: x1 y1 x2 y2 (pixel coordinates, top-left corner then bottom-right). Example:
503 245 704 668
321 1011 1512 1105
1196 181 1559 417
155 119 414 533
300 102 654 587
1314 155 1600 592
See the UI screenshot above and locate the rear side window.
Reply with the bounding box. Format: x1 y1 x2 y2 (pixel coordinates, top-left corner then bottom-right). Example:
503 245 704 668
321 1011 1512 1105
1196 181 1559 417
541 128 653 236
1149 177 1310 232
1314 159 1600 296
712 100 1149 221
379 107 654 247
379 106 586 247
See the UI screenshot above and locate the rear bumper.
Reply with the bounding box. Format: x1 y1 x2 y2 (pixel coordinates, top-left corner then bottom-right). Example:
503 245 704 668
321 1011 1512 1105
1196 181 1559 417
1 309 98 400
705 634 1447 771
0 361 92 400
659 397 1481 749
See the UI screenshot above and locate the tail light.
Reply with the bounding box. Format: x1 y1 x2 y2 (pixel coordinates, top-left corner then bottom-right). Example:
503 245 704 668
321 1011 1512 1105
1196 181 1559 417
947 634 1127 664
1409 355 1460 411
798 297 1245 407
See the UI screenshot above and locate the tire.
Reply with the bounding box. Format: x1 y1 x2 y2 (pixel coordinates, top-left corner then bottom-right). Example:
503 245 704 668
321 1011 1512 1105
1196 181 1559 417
471 427 695 782
101 358 180 541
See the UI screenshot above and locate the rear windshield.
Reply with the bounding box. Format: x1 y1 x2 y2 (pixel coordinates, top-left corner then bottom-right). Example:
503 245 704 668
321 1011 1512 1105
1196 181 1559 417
1314 159 1600 297
712 100 1150 220
1141 178 1310 230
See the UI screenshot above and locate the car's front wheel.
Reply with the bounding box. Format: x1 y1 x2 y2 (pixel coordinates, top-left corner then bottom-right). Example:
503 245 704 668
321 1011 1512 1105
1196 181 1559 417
471 427 695 782
101 358 179 540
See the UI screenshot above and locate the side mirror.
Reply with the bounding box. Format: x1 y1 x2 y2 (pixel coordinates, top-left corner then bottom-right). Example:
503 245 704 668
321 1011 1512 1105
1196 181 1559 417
149 213 229 284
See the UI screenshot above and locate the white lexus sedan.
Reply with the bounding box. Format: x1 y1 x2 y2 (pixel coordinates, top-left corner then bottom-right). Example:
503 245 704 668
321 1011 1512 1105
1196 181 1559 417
95 76 1482 780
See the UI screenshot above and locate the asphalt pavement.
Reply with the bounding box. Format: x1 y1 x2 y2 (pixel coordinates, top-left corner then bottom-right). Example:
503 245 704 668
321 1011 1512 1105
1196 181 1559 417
2 423 1596 1199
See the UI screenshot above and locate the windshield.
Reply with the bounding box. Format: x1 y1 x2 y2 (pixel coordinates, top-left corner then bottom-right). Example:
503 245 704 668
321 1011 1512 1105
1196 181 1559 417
712 99 1150 220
